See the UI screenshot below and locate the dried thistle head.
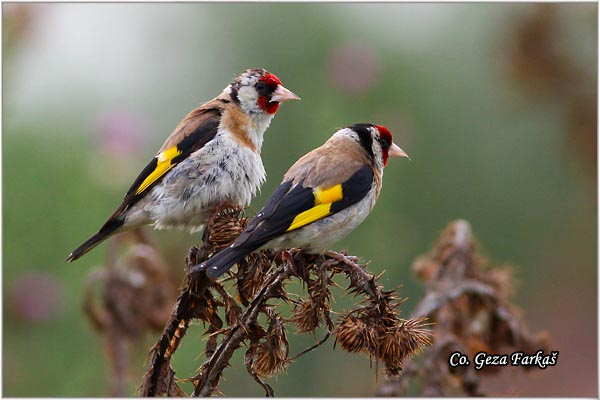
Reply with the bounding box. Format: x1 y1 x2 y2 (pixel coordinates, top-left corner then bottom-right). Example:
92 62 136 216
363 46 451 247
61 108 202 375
253 341 288 378
290 274 332 333
123 244 176 330
125 243 170 281
335 314 376 354
379 318 432 376
413 256 440 283
484 265 516 300
83 237 177 337
251 310 289 377
206 206 248 252
236 251 274 303
429 220 485 281
336 302 432 377
389 220 552 396
290 300 324 333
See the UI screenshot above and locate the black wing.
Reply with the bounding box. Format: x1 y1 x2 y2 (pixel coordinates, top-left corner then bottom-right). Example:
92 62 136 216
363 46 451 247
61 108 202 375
124 113 220 203
199 165 374 279
111 109 221 219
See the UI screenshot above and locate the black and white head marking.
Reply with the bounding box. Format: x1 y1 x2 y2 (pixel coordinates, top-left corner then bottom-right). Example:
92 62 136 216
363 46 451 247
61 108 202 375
224 68 279 115
335 123 389 171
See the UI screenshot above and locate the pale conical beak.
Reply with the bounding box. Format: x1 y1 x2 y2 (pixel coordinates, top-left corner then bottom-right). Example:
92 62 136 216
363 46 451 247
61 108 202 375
271 85 301 102
389 142 410 159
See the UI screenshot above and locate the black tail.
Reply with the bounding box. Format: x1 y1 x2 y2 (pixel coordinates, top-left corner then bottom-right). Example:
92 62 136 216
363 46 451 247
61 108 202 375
199 242 263 279
66 218 124 262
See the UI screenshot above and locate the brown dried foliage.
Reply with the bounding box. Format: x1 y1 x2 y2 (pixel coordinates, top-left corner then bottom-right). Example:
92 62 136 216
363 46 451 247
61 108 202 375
136 207 430 397
82 229 177 396
83 213 551 396
332 263 431 376
376 220 549 397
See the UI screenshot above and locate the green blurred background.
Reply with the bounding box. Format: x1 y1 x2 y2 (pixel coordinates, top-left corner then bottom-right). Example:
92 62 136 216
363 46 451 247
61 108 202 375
3 3 597 397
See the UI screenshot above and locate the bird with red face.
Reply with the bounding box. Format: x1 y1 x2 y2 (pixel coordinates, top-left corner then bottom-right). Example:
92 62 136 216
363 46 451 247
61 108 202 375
192 123 409 279
68 68 300 262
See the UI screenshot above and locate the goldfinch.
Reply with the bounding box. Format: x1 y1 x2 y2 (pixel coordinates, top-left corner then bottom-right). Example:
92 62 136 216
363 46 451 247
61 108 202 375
67 68 300 262
193 123 409 279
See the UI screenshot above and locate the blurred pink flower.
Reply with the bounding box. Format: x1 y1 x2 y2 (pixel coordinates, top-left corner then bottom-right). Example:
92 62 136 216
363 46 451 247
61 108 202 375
92 111 145 157
89 111 148 188
10 272 63 323
327 42 382 95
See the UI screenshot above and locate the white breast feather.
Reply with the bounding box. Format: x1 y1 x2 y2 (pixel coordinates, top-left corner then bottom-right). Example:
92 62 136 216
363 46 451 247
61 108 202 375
131 133 265 231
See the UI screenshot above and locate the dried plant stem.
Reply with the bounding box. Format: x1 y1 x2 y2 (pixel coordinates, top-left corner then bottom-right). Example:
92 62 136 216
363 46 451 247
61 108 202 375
377 220 549 396
83 230 176 397
324 251 379 299
411 280 496 318
138 209 430 397
194 262 294 397
106 326 128 397
141 246 212 397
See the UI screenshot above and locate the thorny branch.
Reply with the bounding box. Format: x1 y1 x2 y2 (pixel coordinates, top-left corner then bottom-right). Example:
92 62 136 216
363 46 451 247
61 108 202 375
376 220 549 397
84 215 551 397
136 207 431 397
192 257 294 397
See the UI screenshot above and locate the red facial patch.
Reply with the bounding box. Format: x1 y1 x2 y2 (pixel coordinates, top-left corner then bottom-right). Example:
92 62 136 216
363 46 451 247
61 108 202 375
382 150 389 166
257 96 280 114
375 125 393 166
257 73 283 114
375 125 392 143
260 73 282 87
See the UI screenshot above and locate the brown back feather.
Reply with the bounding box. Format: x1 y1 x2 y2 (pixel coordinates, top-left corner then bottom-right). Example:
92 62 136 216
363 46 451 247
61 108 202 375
284 135 376 188
159 92 231 152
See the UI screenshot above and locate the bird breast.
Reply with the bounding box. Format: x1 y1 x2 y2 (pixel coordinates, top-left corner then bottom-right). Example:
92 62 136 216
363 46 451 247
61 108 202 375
141 133 266 230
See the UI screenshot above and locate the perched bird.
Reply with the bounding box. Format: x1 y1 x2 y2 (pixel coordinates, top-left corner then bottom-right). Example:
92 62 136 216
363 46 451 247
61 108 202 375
193 123 409 279
67 68 300 262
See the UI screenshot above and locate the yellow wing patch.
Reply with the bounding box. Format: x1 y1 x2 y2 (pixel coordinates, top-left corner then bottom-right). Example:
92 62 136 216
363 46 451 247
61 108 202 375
135 146 182 195
314 185 343 205
286 184 343 232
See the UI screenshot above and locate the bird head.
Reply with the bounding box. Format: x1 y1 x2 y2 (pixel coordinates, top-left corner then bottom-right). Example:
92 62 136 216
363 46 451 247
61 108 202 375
342 123 409 170
373 124 409 166
227 69 300 115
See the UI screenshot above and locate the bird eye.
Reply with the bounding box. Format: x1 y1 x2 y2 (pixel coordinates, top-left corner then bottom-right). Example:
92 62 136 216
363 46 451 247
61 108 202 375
379 137 391 150
255 82 266 91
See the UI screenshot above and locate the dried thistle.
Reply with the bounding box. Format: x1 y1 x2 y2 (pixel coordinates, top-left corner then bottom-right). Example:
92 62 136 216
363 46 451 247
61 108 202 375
236 251 274 304
135 207 431 397
82 229 176 396
289 261 333 333
335 314 375 354
379 318 432 376
204 206 248 252
251 309 290 377
290 299 326 333
378 220 550 396
92 209 549 397
335 302 431 377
